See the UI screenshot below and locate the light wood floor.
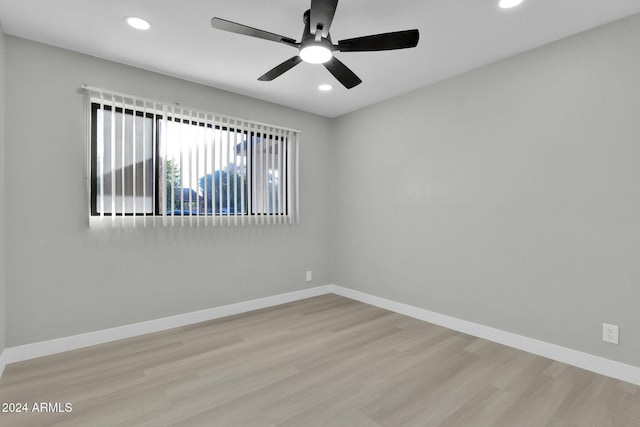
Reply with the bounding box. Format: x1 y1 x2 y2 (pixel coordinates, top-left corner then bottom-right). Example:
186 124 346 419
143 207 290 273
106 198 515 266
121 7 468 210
1 294 639 426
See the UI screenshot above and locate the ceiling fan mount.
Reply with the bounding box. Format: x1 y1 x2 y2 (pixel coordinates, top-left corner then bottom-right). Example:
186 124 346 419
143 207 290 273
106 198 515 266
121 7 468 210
211 0 419 89
299 10 334 64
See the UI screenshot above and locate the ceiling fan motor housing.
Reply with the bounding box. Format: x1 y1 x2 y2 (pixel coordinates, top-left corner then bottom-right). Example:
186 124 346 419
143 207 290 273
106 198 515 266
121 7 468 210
299 10 334 63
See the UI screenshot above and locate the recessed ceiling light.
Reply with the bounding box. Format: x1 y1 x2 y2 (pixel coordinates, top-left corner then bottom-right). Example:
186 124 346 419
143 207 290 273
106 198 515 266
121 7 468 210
499 0 524 8
318 84 333 92
126 16 151 31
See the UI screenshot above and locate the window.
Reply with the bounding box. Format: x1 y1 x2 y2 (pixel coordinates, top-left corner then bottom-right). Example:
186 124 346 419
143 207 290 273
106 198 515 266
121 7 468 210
86 87 299 227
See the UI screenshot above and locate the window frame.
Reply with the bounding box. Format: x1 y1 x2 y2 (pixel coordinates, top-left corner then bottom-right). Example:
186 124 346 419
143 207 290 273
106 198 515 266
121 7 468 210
83 85 299 227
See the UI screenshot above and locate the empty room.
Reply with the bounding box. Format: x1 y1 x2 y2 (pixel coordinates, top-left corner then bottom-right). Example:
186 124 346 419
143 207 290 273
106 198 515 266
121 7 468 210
1 0 640 425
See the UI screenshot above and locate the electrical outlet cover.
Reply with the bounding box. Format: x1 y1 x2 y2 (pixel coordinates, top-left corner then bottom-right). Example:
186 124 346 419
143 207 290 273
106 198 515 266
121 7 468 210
603 323 619 345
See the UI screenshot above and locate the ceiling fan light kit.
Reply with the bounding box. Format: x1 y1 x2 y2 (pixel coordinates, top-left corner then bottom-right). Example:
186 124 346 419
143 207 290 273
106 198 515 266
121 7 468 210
211 0 419 89
499 0 525 9
299 43 333 64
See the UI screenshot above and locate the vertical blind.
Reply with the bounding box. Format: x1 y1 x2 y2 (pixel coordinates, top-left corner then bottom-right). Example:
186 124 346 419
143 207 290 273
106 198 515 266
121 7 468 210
84 85 300 227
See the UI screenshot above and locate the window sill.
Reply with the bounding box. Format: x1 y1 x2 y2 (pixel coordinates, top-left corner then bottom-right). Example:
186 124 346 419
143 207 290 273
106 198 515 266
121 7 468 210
89 215 294 228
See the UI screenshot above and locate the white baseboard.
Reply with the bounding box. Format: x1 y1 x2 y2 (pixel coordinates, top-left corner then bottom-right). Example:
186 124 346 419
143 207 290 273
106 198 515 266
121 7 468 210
3 284 639 386
331 285 640 386
2 285 333 366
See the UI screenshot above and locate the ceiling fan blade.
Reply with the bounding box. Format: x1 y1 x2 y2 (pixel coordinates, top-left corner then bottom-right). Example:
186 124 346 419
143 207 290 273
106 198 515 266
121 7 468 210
337 29 419 52
211 18 299 48
258 56 303 81
324 57 362 89
310 0 338 38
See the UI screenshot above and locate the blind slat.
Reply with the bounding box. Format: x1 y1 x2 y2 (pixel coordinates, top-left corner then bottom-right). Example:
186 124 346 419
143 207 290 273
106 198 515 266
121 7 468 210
142 101 147 227
240 122 246 226
120 96 126 228
132 100 137 226
269 131 274 225
98 93 105 221
217 118 222 224
204 115 209 226
110 96 116 227
233 120 239 226
248 126 254 226
278 130 282 222
163 104 169 226
228 118 232 225
178 108 185 227
287 133 293 225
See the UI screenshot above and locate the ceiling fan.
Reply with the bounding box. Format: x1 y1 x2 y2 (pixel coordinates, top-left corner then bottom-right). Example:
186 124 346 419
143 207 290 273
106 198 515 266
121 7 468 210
211 0 419 89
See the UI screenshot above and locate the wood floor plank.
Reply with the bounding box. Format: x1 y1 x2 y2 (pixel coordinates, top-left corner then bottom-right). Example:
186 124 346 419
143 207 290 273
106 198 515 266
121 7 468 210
1 295 639 426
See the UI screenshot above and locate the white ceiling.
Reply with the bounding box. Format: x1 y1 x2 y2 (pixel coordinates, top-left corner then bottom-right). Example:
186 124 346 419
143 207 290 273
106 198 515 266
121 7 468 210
1 0 640 118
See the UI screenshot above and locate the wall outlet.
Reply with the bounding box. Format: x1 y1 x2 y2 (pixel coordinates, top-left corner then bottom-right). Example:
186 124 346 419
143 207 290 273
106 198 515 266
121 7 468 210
603 323 619 345
305 271 312 282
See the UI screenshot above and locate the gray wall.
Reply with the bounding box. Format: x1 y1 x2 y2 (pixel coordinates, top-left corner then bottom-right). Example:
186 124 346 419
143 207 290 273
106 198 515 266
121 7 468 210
332 14 640 367
4 36 332 346
0 23 6 355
